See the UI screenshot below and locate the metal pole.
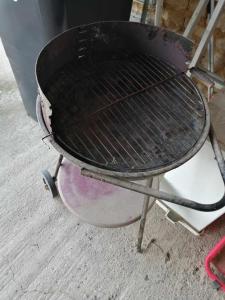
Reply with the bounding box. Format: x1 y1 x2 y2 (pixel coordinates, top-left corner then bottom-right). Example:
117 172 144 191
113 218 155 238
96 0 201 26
137 177 154 253
207 0 215 99
154 0 164 26
189 0 225 69
141 0 150 24
183 0 209 38
208 0 215 73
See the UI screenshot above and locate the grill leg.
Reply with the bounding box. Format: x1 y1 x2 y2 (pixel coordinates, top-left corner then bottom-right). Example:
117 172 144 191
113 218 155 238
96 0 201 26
137 177 155 253
53 154 63 181
41 154 63 198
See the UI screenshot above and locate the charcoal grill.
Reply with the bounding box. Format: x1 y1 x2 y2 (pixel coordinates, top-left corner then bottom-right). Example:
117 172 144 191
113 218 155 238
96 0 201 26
36 21 225 252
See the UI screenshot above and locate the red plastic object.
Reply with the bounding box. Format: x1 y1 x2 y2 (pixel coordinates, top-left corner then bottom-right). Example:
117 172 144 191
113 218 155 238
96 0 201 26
205 236 225 291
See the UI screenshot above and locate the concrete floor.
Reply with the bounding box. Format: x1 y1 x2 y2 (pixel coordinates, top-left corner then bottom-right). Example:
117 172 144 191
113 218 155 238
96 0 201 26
1 40 225 300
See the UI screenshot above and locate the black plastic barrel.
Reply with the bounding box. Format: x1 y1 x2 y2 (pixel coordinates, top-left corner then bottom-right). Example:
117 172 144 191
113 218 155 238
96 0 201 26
65 0 133 27
0 0 132 121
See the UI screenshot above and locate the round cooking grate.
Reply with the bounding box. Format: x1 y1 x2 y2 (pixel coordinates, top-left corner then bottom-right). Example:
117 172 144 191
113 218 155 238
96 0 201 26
45 54 207 176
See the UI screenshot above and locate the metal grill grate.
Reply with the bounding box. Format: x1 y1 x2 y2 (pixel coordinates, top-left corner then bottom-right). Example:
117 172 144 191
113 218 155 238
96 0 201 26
46 54 206 173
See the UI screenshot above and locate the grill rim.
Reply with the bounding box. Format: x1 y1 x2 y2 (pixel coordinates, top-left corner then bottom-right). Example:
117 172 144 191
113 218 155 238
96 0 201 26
37 89 210 179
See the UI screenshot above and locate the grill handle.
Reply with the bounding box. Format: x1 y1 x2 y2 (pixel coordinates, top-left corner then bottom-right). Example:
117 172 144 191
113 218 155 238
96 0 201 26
82 125 225 212
189 67 225 90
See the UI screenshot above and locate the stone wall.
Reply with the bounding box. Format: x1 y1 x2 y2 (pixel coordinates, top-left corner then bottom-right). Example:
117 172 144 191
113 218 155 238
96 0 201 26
131 0 225 79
